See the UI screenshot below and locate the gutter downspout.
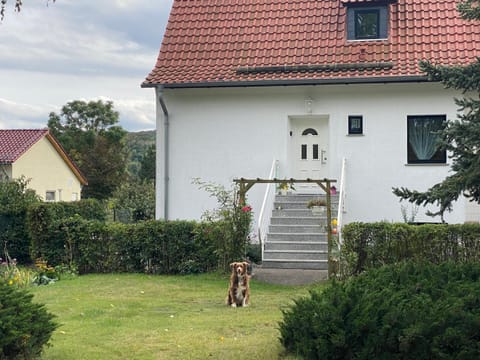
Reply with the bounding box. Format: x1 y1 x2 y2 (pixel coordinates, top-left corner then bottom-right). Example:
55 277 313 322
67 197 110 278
158 86 169 220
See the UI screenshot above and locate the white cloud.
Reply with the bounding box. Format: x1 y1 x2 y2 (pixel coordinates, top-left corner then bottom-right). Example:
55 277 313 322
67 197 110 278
0 98 52 129
0 0 172 131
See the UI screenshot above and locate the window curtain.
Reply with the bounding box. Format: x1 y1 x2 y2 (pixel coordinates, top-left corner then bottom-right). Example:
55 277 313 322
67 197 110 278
408 117 443 160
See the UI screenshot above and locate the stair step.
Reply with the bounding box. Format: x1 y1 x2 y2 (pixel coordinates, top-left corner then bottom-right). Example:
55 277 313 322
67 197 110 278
270 217 326 225
267 233 327 242
269 224 324 233
261 259 329 270
276 194 338 202
272 209 323 217
274 202 337 210
264 250 328 260
265 241 328 251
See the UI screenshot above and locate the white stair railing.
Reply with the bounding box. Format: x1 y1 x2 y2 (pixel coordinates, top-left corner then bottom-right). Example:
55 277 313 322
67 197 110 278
257 159 278 261
337 157 347 246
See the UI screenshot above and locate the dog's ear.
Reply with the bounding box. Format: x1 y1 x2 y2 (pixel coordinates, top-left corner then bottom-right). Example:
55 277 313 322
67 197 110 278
229 262 236 270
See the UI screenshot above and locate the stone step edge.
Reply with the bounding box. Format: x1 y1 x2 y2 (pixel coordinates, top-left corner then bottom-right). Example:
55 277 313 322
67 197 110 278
264 250 328 254
267 232 327 235
267 241 327 244
270 224 323 228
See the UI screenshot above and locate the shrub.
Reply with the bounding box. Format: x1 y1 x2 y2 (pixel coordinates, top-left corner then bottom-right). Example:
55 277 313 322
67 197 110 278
279 261 480 359
27 200 106 264
341 222 480 276
0 284 57 359
193 179 253 272
29 217 222 275
0 178 40 263
110 179 155 223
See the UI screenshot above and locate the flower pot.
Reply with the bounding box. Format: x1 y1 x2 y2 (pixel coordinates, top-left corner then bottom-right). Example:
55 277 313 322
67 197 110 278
311 206 325 215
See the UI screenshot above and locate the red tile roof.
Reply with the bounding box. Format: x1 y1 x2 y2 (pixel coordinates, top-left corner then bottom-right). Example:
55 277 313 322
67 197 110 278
0 129 48 163
0 129 87 185
143 0 480 88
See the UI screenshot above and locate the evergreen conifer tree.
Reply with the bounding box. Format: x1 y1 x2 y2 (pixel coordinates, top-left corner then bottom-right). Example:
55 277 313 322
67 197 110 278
393 0 480 222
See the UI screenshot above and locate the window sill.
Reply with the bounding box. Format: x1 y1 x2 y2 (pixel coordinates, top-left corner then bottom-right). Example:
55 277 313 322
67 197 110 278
346 38 389 43
404 163 449 166
346 133 364 137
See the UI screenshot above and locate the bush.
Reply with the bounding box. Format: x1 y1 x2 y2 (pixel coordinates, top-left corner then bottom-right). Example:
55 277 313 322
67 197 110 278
29 217 221 275
0 284 57 359
341 222 480 276
280 261 480 359
193 179 253 272
27 199 106 264
0 178 40 263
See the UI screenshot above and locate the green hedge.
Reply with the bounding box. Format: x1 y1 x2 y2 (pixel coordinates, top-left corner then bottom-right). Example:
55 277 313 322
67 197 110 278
27 199 106 264
341 222 480 276
280 261 480 359
0 179 40 264
29 217 220 275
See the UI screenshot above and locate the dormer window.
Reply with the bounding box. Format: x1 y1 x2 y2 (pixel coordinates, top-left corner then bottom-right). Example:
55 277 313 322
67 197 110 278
347 5 388 40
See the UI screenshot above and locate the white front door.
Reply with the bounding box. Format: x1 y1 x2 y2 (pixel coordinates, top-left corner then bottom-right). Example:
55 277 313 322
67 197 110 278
290 117 329 191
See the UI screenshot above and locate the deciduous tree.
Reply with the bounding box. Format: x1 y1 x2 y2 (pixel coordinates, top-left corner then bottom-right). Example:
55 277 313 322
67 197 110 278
48 100 128 200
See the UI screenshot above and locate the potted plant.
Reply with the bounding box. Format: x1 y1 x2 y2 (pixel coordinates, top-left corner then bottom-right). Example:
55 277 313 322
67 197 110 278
306 198 327 215
278 181 295 195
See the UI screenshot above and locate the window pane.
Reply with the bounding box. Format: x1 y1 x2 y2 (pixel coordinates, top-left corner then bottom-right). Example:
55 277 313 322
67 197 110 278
313 145 319 160
355 10 379 39
301 144 307 160
45 191 55 201
407 115 446 164
302 128 318 136
349 115 363 134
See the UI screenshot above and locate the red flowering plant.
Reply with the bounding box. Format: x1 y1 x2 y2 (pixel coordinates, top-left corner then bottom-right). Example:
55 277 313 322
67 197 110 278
193 178 253 272
241 205 252 213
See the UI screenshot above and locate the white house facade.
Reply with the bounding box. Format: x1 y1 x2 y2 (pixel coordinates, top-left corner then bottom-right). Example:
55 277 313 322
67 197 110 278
144 0 480 229
154 81 474 225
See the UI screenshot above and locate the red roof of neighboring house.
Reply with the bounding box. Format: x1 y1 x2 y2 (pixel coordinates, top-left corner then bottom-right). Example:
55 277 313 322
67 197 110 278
0 129 48 163
0 129 87 185
143 0 479 88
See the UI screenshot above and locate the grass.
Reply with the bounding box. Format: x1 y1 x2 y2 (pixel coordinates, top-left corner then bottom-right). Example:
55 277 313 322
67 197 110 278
30 273 323 359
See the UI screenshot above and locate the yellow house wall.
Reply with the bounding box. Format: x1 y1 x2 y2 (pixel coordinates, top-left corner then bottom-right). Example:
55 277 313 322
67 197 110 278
11 137 82 201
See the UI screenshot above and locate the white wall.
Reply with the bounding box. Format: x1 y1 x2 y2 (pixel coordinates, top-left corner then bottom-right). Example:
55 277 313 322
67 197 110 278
156 82 469 224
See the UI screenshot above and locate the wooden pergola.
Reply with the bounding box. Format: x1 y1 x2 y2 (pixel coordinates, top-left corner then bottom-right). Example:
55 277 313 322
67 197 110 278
234 178 337 277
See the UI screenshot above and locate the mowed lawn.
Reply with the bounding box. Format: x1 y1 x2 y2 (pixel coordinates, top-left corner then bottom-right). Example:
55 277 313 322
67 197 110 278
31 273 319 359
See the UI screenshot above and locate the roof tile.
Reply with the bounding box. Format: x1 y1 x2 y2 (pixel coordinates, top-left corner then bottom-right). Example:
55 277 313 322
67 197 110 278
0 129 48 163
0 129 87 185
144 0 479 87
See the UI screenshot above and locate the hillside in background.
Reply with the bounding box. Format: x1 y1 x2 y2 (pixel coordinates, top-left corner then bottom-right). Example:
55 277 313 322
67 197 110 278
126 130 155 178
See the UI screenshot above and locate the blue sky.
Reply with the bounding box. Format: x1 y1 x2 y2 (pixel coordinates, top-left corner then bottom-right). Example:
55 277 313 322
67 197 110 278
0 0 173 132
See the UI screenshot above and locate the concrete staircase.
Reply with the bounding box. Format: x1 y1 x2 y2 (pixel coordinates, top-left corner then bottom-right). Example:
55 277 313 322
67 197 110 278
261 193 338 271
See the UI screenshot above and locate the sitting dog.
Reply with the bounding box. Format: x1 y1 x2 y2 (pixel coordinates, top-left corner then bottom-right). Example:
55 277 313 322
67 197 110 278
226 261 250 307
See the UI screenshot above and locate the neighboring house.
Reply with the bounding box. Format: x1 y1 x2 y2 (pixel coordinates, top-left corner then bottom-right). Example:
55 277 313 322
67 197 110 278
0 129 87 202
143 0 480 225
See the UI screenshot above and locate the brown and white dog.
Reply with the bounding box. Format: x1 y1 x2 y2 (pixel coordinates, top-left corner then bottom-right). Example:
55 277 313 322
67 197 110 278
226 261 250 307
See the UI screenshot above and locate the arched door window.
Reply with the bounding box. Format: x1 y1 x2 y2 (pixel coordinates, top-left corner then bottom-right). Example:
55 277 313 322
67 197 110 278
302 128 318 136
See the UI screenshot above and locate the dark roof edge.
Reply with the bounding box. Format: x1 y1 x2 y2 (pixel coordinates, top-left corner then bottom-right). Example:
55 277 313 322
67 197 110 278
141 75 430 89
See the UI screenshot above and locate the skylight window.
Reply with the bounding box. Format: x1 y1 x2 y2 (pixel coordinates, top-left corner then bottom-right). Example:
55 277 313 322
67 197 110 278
347 6 388 40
